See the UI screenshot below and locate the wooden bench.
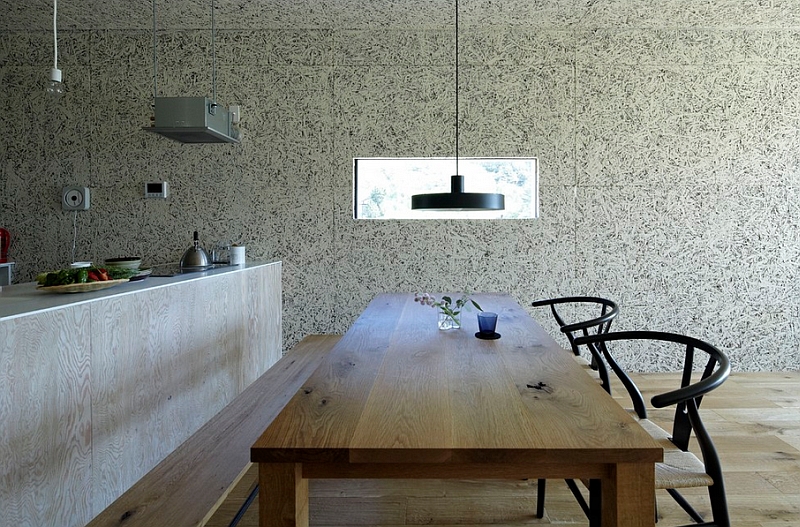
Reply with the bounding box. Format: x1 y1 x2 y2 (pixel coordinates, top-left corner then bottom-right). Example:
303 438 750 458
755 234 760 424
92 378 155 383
86 334 341 527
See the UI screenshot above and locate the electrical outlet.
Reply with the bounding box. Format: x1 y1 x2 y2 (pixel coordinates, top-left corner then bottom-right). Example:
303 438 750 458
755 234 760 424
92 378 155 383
62 186 90 211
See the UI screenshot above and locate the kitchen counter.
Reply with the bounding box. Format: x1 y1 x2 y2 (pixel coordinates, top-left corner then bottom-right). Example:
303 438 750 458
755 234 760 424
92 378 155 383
0 261 259 321
1 260 282 527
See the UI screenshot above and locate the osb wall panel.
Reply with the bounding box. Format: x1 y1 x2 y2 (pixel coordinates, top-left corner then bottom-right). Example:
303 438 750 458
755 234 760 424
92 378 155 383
2 1 799 372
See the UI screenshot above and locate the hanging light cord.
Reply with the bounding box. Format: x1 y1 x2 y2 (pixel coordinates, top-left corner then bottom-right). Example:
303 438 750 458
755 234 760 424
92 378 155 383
71 211 78 264
211 0 217 104
454 0 459 176
52 0 58 70
151 0 217 104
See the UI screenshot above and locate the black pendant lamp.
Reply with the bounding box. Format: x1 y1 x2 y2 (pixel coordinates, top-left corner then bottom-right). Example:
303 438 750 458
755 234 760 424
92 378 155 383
411 0 504 212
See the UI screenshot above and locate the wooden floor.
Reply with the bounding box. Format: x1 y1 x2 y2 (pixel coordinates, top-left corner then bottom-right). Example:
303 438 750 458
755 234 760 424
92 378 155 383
206 372 800 527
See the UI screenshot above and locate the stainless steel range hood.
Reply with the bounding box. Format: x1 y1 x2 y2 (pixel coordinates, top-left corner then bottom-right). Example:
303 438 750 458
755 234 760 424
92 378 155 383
143 97 240 144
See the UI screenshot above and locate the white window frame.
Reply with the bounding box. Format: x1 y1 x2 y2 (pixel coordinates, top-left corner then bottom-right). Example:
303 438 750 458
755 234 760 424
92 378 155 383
353 157 539 220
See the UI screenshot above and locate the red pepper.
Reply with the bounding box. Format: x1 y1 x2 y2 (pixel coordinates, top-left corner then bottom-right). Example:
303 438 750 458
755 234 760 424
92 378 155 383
87 270 100 282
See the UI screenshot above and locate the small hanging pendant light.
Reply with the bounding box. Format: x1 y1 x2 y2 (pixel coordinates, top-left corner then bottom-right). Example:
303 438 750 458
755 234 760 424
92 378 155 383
411 0 504 211
45 0 65 99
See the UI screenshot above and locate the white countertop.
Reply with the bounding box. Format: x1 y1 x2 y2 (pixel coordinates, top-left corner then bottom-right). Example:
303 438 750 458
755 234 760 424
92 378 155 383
0 261 277 321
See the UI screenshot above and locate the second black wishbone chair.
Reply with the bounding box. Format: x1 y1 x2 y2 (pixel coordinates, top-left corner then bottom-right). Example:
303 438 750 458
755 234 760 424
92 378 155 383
531 296 618 393
530 296 619 522
572 330 732 527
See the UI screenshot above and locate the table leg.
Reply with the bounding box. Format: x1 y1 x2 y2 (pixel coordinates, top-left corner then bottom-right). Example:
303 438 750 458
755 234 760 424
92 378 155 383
601 462 655 527
258 463 308 527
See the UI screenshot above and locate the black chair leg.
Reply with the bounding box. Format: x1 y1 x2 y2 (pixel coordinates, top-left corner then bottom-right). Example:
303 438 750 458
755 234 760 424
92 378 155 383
588 479 601 527
542 478 601 526
536 478 546 518
655 491 660 523
565 479 591 518
228 483 259 527
666 488 705 524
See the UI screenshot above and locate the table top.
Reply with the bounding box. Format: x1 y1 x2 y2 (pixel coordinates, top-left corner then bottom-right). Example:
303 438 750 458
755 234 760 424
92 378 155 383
252 293 662 466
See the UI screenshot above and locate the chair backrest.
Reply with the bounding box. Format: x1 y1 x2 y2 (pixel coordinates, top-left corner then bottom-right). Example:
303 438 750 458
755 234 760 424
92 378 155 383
573 331 731 527
531 296 619 392
573 331 731 450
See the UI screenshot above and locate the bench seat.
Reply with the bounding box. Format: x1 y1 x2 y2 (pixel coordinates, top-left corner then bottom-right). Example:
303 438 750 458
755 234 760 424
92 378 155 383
86 334 340 527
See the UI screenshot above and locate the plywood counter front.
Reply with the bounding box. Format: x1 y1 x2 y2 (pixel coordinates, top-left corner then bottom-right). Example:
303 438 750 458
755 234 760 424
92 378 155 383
0 262 282 527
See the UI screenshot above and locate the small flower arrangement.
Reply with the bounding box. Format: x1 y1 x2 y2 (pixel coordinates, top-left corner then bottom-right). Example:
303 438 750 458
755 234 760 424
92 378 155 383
415 292 483 330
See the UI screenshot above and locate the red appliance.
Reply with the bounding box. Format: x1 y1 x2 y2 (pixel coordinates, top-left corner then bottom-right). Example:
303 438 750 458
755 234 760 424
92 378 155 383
0 228 10 263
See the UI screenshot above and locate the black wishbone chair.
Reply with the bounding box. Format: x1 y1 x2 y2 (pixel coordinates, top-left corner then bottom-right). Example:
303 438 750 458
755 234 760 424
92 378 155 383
531 296 618 394
573 331 732 527
530 297 619 522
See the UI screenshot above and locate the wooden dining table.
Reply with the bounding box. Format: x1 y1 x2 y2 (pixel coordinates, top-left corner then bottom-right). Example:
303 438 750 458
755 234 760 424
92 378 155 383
251 293 663 527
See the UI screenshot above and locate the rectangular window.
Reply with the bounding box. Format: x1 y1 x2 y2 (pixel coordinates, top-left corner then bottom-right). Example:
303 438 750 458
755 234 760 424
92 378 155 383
353 157 539 220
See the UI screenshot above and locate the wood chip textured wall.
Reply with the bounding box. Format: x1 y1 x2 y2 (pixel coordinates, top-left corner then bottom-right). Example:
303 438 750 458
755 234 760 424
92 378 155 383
1 1 799 372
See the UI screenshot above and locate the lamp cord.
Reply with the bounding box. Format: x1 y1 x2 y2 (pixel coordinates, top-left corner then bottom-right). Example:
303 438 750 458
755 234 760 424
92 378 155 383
151 0 217 104
71 210 77 264
211 0 217 104
454 0 459 176
52 0 58 70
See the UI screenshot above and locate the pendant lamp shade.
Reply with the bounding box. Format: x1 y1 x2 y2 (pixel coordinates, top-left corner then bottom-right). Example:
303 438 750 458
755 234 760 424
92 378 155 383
411 175 505 211
410 0 505 212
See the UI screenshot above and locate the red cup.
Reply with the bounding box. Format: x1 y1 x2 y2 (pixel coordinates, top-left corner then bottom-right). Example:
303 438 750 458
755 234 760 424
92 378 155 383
0 228 10 263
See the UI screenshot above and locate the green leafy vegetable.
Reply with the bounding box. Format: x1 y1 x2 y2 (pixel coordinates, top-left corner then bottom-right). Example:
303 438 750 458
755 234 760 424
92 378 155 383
105 267 138 280
37 266 135 286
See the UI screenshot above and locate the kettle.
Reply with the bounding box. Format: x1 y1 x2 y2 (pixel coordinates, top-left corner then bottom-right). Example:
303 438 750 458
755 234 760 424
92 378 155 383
180 231 211 268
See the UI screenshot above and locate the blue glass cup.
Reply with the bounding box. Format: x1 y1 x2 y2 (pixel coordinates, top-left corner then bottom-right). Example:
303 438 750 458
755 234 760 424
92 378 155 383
477 312 498 335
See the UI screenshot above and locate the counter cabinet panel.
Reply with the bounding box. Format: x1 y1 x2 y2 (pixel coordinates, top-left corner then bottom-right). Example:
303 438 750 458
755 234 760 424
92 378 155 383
1 306 93 526
0 262 282 527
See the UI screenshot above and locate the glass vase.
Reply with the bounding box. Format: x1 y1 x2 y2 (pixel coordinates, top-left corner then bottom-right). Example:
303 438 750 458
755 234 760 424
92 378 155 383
437 311 462 330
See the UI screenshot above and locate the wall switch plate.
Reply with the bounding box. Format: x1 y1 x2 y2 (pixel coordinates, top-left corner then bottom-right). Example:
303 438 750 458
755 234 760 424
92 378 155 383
62 186 90 211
